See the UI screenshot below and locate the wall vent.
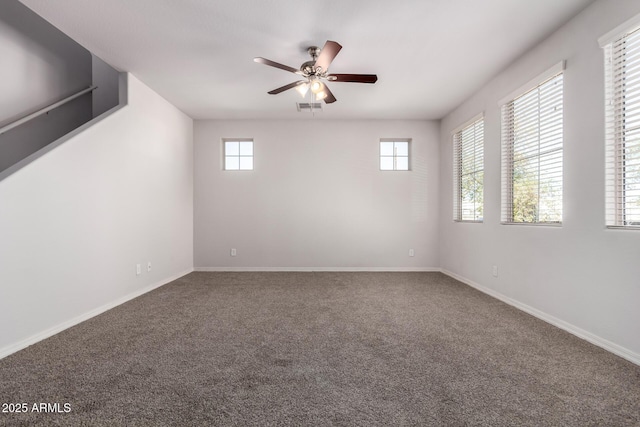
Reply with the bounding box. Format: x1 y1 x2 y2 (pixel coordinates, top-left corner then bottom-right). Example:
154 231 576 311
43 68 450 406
296 102 322 112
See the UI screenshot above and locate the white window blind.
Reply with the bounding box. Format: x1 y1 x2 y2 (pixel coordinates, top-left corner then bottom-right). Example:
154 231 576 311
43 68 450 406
453 116 484 222
501 72 564 224
603 25 640 228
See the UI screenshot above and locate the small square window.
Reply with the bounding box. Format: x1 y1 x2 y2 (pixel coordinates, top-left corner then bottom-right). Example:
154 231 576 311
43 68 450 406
224 139 253 170
380 140 410 171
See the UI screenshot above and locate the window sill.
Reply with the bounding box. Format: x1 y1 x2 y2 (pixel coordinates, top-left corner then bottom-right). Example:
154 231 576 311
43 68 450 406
501 222 562 227
606 225 640 231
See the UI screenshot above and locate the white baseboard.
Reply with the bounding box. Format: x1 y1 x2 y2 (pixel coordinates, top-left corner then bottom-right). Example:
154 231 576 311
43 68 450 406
0 268 193 360
194 267 441 272
441 269 640 366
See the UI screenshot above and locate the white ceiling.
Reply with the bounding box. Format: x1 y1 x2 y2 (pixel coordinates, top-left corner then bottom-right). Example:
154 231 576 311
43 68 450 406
20 0 593 120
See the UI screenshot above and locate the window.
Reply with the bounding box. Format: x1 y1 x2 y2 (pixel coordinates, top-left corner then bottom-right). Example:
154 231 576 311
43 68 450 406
453 115 484 222
601 18 640 228
501 63 564 224
224 139 253 170
380 140 409 170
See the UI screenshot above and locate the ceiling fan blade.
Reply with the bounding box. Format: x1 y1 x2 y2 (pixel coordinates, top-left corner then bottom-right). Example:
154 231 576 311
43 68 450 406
314 40 342 72
327 74 378 84
267 80 306 95
254 57 301 74
322 84 337 104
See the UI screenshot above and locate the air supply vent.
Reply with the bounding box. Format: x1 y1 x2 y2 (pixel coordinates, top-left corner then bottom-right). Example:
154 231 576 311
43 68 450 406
296 102 322 112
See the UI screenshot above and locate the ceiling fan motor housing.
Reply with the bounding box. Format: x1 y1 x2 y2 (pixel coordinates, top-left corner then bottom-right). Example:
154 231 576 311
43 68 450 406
300 60 315 75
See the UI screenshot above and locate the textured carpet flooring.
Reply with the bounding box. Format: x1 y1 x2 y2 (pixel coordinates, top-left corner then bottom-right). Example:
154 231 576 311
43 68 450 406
0 272 639 426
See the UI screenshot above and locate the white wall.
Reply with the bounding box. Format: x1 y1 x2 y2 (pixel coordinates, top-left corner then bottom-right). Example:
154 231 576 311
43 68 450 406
0 74 194 357
195 120 439 270
439 0 640 362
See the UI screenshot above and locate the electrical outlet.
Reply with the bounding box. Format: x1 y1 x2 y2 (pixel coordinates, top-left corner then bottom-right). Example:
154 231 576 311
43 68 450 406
231 248 237 257
409 249 415 257
136 264 141 276
147 261 152 272
492 265 498 277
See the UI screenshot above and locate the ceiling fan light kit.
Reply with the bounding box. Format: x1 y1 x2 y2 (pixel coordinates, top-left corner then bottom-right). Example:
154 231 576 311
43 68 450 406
254 40 378 105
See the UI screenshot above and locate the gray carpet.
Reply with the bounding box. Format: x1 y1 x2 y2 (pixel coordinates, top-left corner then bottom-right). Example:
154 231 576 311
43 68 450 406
0 272 638 426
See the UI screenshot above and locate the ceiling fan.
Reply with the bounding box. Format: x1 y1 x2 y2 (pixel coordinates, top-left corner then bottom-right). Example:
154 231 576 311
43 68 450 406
254 40 378 104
